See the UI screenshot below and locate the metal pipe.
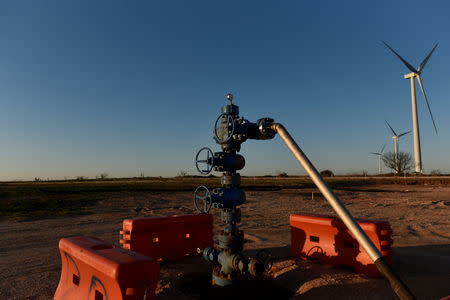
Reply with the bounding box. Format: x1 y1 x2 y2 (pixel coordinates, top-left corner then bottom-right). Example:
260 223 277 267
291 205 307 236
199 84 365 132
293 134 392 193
271 123 415 300
272 123 381 261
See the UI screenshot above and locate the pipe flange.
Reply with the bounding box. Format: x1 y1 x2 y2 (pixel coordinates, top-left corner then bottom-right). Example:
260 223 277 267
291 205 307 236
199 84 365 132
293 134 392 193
221 104 239 115
221 208 241 223
257 117 276 139
221 173 241 186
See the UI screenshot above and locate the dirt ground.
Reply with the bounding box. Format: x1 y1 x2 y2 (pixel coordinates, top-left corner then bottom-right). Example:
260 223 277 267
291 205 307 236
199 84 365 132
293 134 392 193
0 183 449 299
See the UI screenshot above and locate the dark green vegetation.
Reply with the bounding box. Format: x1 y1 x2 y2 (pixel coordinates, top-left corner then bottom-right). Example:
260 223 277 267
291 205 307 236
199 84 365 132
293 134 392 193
1 195 97 220
0 184 101 220
1 176 449 221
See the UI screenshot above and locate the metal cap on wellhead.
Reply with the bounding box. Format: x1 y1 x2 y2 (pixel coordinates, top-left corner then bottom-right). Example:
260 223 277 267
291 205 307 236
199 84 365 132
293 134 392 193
222 93 238 115
226 93 233 104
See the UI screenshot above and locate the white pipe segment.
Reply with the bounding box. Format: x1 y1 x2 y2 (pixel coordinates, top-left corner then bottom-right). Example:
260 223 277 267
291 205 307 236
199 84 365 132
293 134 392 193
272 123 383 262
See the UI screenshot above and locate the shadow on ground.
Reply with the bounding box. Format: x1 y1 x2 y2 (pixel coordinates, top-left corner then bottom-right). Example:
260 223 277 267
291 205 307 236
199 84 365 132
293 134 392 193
270 243 450 300
177 273 294 300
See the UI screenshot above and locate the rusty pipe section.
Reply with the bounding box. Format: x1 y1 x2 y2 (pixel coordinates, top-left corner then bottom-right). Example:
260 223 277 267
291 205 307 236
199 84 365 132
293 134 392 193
269 123 415 300
200 247 266 277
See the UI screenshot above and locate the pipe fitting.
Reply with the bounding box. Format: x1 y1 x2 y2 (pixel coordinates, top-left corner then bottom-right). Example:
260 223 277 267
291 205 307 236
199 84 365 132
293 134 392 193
257 118 276 139
203 247 219 263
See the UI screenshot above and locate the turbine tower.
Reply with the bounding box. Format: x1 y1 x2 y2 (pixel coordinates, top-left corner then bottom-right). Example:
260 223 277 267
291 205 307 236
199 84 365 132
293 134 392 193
370 144 385 175
383 41 438 173
385 120 411 173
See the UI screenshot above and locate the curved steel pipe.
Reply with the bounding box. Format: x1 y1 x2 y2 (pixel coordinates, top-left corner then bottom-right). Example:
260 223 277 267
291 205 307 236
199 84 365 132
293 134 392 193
271 123 415 300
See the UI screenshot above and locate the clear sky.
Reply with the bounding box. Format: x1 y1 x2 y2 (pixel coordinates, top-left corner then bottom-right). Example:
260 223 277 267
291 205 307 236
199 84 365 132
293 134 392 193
1 0 449 180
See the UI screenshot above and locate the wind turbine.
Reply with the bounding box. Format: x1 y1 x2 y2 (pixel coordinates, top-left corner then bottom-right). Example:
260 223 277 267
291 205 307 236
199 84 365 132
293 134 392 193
385 120 411 173
370 144 385 175
383 41 438 173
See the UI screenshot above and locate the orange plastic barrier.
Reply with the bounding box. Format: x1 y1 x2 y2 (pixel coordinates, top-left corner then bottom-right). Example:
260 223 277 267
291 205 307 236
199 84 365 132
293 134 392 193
55 236 159 300
290 213 393 277
120 214 213 261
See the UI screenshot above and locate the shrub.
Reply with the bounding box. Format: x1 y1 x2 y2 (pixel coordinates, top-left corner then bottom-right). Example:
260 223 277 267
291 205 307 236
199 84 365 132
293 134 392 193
430 169 441 176
320 170 334 177
177 170 188 177
382 151 413 175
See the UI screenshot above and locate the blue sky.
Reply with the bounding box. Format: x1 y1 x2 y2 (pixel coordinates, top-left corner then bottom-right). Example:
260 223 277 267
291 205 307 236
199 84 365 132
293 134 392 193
1 1 449 180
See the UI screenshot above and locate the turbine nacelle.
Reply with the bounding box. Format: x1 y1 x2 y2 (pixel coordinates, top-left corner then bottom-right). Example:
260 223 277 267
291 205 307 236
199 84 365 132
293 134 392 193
385 120 410 140
404 72 419 79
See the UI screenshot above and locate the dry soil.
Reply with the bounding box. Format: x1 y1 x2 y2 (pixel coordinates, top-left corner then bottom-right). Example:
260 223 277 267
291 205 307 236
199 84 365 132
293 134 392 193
0 184 449 299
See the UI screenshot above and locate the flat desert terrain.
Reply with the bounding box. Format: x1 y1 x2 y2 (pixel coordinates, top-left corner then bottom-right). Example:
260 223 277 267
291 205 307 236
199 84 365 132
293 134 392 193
0 178 449 299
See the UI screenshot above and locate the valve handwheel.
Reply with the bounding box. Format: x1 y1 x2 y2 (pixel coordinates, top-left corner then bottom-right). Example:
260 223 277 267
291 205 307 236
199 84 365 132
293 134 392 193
214 113 235 143
194 185 212 213
195 147 214 175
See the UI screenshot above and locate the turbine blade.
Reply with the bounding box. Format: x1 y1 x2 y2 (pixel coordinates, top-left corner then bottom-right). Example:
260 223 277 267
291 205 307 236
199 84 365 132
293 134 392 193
385 120 397 136
380 144 386 153
398 131 411 137
418 43 439 72
370 152 381 156
416 75 438 134
382 41 418 73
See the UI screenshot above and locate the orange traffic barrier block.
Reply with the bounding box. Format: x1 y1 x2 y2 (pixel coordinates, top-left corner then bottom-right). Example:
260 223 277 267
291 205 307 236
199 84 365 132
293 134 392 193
290 213 393 277
55 236 159 300
120 214 213 261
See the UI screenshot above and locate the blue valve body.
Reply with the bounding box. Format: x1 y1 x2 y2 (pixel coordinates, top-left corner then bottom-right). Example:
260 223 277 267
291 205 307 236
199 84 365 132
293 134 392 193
211 188 246 208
